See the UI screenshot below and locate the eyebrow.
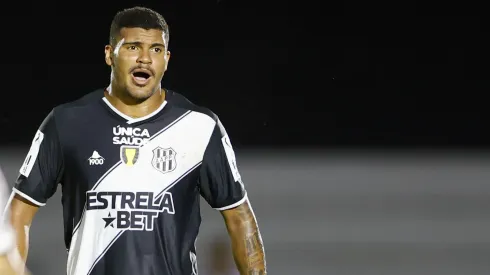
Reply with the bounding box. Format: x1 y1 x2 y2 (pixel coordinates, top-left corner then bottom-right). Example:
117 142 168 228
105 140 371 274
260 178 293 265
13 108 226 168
122 41 166 48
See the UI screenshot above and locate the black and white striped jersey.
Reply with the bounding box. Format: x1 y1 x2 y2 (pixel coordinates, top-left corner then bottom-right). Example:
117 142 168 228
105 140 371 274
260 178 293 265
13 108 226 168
13 89 247 275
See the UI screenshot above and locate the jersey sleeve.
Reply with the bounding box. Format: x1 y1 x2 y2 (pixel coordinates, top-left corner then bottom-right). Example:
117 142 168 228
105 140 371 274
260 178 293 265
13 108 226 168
198 118 247 210
13 110 64 206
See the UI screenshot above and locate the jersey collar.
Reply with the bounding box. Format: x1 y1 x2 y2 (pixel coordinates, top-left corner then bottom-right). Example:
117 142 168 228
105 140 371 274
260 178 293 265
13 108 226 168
102 96 167 125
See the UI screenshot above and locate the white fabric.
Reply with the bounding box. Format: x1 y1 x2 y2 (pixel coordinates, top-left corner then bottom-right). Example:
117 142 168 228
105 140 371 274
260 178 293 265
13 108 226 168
0 167 15 255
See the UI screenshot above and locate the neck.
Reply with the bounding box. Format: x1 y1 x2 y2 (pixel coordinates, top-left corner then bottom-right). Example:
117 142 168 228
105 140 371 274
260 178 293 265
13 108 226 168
104 84 166 119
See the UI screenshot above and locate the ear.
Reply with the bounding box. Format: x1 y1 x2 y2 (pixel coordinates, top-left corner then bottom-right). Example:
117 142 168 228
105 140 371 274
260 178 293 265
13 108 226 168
104 45 113 66
164 50 171 72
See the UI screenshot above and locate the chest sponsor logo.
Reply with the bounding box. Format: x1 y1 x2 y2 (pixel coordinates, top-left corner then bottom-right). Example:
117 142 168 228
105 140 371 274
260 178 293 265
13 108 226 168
86 191 175 231
113 126 150 146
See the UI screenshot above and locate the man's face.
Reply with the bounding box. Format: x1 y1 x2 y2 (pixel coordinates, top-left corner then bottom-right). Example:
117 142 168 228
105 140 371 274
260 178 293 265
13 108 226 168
105 27 170 100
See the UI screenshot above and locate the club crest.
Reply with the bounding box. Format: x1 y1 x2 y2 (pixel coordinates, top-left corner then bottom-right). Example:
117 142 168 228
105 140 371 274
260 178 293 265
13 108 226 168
151 147 177 173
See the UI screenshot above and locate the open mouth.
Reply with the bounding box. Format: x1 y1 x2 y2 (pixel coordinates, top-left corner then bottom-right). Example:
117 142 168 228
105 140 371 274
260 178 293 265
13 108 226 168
133 71 150 80
131 70 152 86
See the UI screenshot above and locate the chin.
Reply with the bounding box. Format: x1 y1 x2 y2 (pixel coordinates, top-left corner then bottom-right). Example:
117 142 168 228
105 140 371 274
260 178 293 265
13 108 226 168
127 87 156 100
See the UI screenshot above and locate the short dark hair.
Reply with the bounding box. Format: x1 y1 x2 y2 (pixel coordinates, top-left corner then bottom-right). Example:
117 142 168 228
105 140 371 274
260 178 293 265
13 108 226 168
109 6 169 48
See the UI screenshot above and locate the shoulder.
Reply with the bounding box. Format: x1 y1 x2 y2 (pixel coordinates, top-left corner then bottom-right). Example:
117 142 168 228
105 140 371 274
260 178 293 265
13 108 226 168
166 89 219 122
166 89 229 136
33 89 105 135
52 89 105 119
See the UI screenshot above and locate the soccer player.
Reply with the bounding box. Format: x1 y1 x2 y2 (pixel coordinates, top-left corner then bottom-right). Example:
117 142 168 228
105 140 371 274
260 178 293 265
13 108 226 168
8 6 266 275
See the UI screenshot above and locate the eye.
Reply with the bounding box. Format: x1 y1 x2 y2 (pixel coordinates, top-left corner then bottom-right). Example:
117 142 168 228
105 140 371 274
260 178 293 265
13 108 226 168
153 48 163 53
127 45 137 50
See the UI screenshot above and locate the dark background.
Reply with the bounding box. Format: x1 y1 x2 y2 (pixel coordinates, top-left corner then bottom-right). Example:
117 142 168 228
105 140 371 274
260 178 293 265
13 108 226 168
1 1 488 149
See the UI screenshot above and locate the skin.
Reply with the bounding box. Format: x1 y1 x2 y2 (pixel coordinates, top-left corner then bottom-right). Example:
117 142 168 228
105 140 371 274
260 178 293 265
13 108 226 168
0 256 18 275
0 253 31 275
221 200 267 274
1 169 27 275
9 196 37 264
104 27 171 118
10 26 266 275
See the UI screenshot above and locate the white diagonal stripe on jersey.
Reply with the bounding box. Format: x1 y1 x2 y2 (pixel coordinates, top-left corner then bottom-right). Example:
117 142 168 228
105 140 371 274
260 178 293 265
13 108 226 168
71 162 120 235
70 111 191 237
85 162 202 275
66 111 215 275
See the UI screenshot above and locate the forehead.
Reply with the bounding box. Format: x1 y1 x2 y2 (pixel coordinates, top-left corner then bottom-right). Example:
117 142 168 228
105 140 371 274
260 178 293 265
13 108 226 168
118 27 166 44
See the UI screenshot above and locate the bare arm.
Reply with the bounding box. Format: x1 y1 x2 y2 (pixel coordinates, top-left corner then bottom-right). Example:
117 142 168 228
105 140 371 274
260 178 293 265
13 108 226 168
9 195 39 263
0 256 18 275
221 200 266 274
0 211 19 275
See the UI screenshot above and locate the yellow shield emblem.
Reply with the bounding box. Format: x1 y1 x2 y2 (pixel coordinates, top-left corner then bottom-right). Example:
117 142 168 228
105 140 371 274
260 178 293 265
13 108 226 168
120 146 139 166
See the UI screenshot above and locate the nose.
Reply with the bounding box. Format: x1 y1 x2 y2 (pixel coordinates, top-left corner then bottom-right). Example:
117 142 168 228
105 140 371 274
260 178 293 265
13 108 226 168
136 49 152 64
